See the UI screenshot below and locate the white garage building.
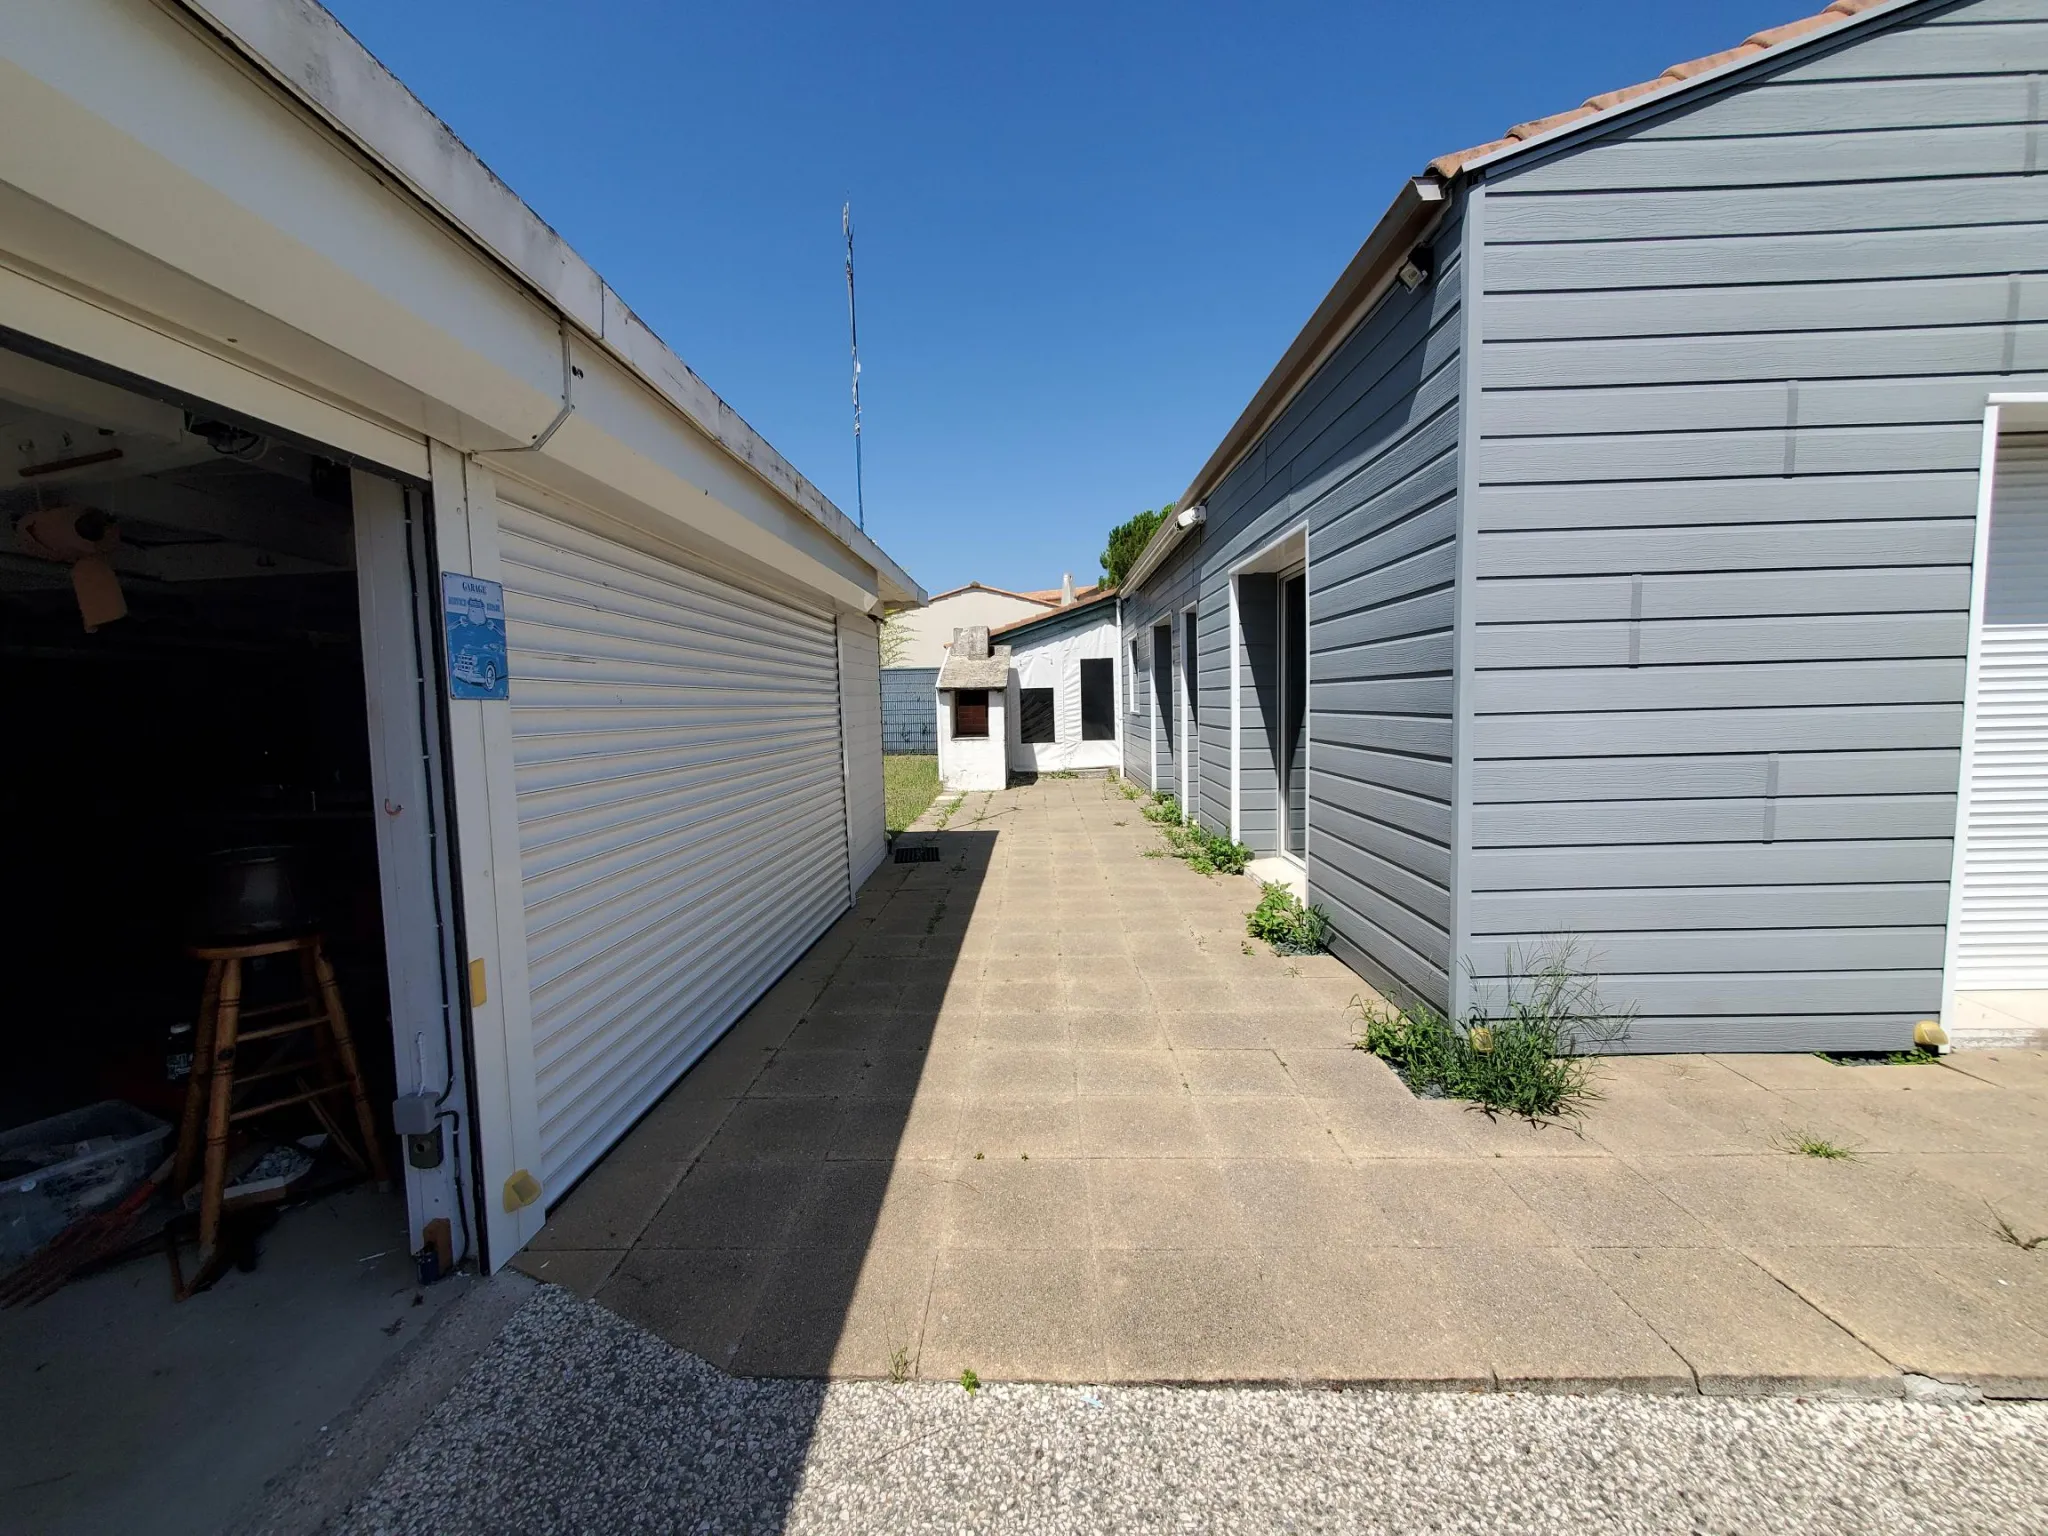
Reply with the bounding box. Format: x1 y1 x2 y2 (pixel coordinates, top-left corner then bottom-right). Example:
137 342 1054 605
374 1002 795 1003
0 0 920 1273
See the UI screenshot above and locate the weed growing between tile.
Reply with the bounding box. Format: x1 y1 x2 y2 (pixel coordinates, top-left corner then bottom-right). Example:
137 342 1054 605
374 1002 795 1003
1775 1131 1858 1161
1246 883 1330 955
1353 940 1631 1123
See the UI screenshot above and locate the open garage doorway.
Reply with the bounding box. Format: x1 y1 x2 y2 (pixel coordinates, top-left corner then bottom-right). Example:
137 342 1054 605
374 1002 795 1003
0 339 471 1535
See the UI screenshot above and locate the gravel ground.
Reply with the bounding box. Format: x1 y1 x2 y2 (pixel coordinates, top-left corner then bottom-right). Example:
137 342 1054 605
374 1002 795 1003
336 1286 2048 1536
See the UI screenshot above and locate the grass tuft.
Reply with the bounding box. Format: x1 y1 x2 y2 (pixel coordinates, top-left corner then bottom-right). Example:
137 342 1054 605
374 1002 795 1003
959 1367 981 1395
884 754 940 835
1246 883 1331 955
1353 939 1631 1123
1776 1130 1857 1160
1988 1207 2046 1251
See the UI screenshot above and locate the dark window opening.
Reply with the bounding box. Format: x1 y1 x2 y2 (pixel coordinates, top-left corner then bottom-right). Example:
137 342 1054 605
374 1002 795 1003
1184 610 1199 728
1081 658 1115 741
952 689 988 738
1019 687 1056 743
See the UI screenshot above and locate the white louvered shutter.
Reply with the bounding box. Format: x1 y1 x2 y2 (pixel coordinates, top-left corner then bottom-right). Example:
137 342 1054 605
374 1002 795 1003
1953 437 2048 990
497 502 851 1193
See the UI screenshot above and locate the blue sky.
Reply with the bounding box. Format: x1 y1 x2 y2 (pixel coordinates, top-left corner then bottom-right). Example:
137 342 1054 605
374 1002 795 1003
324 1 1796 596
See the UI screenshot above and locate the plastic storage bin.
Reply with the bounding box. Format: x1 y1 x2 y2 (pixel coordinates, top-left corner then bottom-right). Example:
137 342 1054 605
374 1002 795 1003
0 1101 171 1265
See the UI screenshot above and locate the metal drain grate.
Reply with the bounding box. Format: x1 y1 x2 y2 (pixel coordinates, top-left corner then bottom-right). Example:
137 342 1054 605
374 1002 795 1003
893 845 942 864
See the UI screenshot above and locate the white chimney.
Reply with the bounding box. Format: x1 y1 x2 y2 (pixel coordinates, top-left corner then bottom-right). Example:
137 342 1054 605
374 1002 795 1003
1060 572 1074 606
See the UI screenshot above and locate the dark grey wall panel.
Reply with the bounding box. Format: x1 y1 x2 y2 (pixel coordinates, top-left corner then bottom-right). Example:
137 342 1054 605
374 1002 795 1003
1462 0 2046 1053
880 667 939 754
1120 196 1468 1008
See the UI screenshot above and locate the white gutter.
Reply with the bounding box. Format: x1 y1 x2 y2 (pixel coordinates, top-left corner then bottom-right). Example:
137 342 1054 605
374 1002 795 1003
1121 502 1206 595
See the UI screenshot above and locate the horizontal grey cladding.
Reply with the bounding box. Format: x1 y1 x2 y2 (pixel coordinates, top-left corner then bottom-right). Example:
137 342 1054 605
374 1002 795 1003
1462 0 2035 1051
1489 222 2048 296
1475 568 1974 623
1473 749 1962 802
1119 196 1467 1008
1474 474 1979 532
1472 882 1953 932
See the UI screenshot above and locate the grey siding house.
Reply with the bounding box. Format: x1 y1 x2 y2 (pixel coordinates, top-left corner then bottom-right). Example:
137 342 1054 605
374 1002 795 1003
1122 0 2048 1053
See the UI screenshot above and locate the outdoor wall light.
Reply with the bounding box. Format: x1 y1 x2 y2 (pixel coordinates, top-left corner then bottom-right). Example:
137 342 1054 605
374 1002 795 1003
1396 245 1435 291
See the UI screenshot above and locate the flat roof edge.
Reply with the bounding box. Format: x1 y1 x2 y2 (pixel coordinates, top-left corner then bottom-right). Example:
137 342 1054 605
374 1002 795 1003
174 0 923 606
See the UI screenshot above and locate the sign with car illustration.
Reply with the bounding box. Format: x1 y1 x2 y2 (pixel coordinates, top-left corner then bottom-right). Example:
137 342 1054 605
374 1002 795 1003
442 572 509 701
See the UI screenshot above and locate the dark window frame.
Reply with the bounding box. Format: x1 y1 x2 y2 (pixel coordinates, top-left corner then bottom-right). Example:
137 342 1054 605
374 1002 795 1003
1018 686 1056 743
952 689 989 739
1080 657 1115 741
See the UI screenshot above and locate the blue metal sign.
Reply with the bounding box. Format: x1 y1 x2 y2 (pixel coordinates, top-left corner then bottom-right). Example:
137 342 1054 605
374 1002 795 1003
442 572 509 701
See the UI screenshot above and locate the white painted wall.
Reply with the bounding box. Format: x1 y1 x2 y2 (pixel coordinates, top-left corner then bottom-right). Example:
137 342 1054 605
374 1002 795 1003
938 691 1007 791
1005 614 1121 773
839 613 887 889
890 588 1050 668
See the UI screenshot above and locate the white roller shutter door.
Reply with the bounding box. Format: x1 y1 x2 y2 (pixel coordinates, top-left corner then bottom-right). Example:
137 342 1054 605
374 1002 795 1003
498 502 852 1193
1953 437 2048 990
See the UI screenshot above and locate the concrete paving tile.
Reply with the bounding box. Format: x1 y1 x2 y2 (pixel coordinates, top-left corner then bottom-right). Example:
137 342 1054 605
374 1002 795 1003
594 1247 772 1369
1064 973 1153 1011
1098 1250 1300 1382
751 1049 870 1097
922 1247 1104 1382
1085 1159 1248 1249
1942 1049 2048 1089
955 1097 1082 1159
967 1045 1076 1101
639 1159 817 1249
1145 975 1244 1014
1630 1155 1908 1250
1220 1161 1393 1249
1261 1012 1372 1054
976 1008 1072 1048
849 1049 936 1099
1056 929 1129 958
1498 1160 1720 1247
1310 1096 1480 1159
1163 1011 1268 1050
665 1038 771 1099
1578 1083 1756 1157
786 1160 953 1250
1442 1247 1696 1391
1712 1053 1873 1092
1278 1049 1404 1098
731 1244 937 1378
1195 1098 1343 1160
944 1156 1090 1247
1069 1009 1171 1049
829 1094 962 1162
1900 1153 2048 1236
1584 1246 1899 1396
1277 1248 1495 1387
1177 1048 1297 1097
527 1140 694 1252
1911 1246 2048 1341
1075 1049 1186 1097
508 1247 624 1299
1367 1160 1559 1248
1078 1096 1215 1157
697 1097 843 1163
1648 1085 1822 1154
1750 1245 2048 1394
1438 1104 1610 1158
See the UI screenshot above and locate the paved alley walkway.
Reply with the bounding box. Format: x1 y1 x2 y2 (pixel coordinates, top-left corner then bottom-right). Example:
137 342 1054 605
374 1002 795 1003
516 777 2048 1398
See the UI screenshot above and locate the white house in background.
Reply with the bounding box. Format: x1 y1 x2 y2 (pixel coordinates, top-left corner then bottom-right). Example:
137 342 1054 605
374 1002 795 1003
991 590 1121 776
936 627 1010 791
887 582 1054 669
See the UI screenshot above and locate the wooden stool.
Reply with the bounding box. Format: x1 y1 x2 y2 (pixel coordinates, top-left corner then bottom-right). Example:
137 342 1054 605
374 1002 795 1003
171 934 390 1293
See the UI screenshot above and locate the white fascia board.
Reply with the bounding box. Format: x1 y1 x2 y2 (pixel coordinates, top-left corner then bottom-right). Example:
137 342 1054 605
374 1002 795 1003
176 0 922 607
0 0 920 610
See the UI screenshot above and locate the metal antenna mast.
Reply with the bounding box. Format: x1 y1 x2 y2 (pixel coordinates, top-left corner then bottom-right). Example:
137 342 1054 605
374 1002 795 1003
842 201 865 531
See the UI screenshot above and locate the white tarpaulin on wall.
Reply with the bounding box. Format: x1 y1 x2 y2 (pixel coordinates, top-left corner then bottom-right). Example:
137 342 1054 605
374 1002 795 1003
1005 609 1121 774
